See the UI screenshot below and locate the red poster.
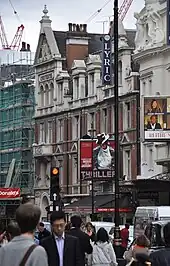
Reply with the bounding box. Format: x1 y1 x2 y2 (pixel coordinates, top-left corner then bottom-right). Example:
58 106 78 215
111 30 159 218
80 137 115 181
0 188 20 199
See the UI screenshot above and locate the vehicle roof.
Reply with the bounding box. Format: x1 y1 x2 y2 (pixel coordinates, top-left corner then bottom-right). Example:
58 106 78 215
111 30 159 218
152 220 170 225
136 206 170 210
92 222 114 226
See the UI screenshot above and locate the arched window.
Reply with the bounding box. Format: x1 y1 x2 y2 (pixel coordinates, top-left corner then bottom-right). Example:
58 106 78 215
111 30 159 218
40 85 44 107
50 82 54 105
45 84 49 106
118 60 122 86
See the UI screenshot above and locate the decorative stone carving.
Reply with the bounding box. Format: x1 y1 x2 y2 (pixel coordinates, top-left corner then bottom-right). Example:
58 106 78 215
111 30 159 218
134 12 146 51
134 3 164 53
145 5 164 45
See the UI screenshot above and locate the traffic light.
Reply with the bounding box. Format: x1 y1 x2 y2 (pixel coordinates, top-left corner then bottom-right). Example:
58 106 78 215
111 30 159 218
50 167 60 201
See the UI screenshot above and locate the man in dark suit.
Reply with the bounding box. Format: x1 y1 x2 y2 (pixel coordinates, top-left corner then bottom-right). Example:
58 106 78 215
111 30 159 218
40 211 82 266
67 216 92 265
146 115 162 130
37 222 51 241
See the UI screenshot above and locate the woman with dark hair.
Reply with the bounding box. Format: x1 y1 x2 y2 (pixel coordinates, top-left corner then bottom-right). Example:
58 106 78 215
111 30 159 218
147 99 162 113
87 227 117 266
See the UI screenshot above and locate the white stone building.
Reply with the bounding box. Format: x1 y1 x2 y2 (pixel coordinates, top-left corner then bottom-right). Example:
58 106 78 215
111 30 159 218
133 0 170 180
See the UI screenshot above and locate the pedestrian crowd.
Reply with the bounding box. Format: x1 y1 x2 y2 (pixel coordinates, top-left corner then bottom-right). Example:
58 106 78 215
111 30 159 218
0 202 170 266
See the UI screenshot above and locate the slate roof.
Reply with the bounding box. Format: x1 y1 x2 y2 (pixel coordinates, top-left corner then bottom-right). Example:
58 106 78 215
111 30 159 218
53 29 136 58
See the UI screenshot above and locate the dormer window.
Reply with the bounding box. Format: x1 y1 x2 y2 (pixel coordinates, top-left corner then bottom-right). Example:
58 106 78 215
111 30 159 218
58 82 63 104
40 85 44 107
45 84 49 106
88 73 95 95
118 61 122 86
74 77 79 99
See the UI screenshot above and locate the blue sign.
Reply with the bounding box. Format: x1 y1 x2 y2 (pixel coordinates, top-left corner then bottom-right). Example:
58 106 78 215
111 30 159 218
102 35 112 85
167 0 170 45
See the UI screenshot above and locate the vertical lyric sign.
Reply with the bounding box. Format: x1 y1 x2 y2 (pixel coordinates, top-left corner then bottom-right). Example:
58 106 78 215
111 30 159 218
102 35 112 85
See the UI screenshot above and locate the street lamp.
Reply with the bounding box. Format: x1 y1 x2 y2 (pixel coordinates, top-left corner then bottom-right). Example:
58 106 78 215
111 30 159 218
113 0 122 257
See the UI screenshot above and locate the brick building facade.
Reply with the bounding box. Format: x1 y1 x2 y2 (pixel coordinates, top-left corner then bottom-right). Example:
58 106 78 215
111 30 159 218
33 6 140 219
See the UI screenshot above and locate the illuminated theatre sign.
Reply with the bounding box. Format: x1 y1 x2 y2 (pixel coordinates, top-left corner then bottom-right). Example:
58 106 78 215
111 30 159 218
102 35 112 85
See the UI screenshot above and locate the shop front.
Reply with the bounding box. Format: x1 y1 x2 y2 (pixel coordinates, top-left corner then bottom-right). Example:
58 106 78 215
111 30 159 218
0 188 21 231
64 194 133 224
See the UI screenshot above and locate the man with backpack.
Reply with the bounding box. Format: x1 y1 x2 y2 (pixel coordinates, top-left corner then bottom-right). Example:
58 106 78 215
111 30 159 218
0 203 48 266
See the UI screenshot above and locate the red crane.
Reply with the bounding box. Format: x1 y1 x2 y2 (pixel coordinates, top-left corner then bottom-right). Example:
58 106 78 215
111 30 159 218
119 0 134 21
0 16 24 50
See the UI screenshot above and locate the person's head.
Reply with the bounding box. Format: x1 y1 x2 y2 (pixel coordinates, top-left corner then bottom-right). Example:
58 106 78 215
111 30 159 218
151 99 158 109
50 211 66 237
163 222 170 246
150 115 157 124
96 227 109 243
125 224 130 230
37 222 45 232
65 222 71 232
101 141 108 150
86 222 93 232
6 221 21 241
136 234 150 248
16 203 41 234
70 215 82 229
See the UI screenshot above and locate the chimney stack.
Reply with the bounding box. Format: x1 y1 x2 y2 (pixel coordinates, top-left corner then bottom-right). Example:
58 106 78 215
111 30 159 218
20 42 26 51
66 22 89 69
27 44 31 51
68 23 72 31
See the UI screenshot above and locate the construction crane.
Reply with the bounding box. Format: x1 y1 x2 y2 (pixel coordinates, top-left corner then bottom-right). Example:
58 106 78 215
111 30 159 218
118 0 134 21
0 16 24 51
86 0 134 23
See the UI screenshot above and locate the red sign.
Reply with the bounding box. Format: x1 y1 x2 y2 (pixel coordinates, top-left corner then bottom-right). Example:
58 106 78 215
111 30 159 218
65 207 132 214
96 208 132 213
0 188 20 199
80 139 115 181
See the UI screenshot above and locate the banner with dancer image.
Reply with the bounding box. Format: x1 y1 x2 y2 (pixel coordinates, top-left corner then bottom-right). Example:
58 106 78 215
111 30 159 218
80 133 115 181
144 97 170 141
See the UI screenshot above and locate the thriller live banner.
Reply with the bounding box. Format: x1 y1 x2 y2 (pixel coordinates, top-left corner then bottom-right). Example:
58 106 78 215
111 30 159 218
80 139 115 181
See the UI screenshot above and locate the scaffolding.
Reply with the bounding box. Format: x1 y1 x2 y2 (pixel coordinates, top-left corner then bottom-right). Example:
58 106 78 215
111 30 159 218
0 80 35 193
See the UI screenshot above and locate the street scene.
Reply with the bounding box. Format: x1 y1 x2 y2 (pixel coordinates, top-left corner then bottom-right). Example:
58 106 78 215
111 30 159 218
0 0 170 265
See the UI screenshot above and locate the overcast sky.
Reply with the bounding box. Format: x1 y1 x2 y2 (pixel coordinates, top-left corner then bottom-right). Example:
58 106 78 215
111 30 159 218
0 0 144 52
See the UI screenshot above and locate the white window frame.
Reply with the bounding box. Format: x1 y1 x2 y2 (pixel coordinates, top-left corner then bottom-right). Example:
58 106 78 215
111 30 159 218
57 119 64 142
90 73 95 95
123 149 131 179
124 102 131 129
39 123 45 143
58 82 63 104
88 112 95 133
72 157 78 185
40 85 44 107
74 77 79 99
47 121 53 143
103 108 107 133
72 116 80 139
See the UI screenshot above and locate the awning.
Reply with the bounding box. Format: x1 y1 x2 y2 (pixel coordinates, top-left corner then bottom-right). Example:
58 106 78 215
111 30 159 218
64 194 132 214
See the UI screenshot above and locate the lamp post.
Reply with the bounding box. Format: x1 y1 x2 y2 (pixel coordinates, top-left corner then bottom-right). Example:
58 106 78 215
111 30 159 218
88 121 96 220
113 0 122 257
